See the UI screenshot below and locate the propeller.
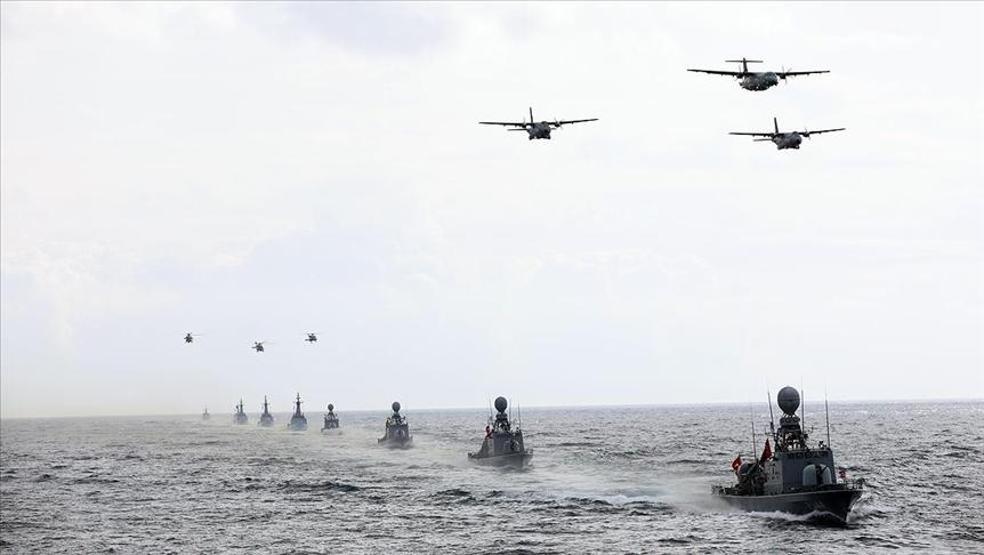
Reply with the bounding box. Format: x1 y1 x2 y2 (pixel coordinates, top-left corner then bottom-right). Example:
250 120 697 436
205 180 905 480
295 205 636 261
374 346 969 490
780 66 790 82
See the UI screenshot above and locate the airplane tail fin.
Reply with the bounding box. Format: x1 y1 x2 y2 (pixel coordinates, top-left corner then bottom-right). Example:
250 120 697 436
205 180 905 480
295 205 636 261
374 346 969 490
529 107 534 123
774 117 779 134
726 58 763 74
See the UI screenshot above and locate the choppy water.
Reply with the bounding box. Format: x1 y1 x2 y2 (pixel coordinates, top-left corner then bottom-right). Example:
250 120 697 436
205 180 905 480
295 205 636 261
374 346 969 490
2 401 982 553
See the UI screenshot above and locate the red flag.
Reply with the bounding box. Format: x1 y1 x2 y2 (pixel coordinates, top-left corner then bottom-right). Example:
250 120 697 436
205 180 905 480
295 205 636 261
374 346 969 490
731 455 742 474
760 439 772 463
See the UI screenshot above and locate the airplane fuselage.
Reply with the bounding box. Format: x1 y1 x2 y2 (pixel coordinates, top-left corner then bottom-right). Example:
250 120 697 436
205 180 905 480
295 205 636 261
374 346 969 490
740 72 780 91
773 132 803 150
528 122 552 140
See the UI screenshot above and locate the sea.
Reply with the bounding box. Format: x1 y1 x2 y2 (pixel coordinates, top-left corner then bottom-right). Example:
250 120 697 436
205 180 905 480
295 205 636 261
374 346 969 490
1 401 982 553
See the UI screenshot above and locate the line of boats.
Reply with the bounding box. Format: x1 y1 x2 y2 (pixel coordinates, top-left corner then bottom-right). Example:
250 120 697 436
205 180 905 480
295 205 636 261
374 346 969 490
200 386 864 522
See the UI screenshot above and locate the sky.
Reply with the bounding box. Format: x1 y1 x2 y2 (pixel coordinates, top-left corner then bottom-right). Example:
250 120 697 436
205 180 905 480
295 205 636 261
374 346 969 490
1 2 982 418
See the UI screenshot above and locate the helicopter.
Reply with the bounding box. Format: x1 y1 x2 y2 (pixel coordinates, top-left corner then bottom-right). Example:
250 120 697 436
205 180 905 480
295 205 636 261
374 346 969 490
305 333 318 343
252 341 267 352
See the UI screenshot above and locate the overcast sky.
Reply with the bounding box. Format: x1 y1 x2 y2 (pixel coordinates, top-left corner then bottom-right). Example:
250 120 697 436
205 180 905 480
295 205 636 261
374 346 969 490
2 2 981 418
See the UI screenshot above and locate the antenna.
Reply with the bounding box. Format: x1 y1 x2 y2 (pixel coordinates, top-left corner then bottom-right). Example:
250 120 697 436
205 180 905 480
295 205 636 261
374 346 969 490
749 404 756 457
825 390 831 449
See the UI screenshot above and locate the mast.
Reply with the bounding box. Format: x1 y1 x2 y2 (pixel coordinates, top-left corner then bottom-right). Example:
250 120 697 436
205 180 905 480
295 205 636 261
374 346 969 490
802 388 805 437
749 404 756 457
767 388 776 442
825 392 831 448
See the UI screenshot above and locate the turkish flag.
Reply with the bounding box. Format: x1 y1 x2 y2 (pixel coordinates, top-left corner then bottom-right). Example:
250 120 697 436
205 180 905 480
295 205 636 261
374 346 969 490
731 455 742 474
760 439 772 463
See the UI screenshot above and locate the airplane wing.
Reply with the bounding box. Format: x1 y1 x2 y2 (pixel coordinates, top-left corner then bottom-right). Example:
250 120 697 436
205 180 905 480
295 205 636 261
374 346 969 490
479 121 528 127
728 131 775 137
776 70 830 78
687 69 743 77
554 118 598 126
802 127 845 137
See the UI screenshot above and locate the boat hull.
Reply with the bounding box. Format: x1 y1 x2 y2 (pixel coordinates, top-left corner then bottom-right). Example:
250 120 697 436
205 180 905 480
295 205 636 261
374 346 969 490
714 487 862 522
468 451 532 468
378 437 413 449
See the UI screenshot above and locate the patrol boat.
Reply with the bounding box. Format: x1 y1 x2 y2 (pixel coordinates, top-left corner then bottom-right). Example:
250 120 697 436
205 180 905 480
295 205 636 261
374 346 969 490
321 403 340 432
233 399 248 425
377 402 412 448
287 393 308 431
468 396 531 468
258 396 275 427
712 386 864 522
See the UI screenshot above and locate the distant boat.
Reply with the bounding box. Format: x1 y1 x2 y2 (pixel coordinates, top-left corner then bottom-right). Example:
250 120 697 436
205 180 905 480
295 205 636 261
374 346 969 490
321 403 340 432
468 396 531 468
202 407 210 421
287 393 308 432
258 396 274 427
233 399 248 425
378 402 412 448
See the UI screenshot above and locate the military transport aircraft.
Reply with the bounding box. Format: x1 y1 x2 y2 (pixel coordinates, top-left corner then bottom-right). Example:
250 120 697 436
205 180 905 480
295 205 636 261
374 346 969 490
730 117 845 150
252 341 267 352
479 107 597 140
184 333 199 344
305 333 318 343
688 58 829 91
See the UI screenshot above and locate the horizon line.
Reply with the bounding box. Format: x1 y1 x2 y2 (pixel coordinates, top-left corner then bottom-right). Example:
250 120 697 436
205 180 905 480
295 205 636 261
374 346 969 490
2 396 981 421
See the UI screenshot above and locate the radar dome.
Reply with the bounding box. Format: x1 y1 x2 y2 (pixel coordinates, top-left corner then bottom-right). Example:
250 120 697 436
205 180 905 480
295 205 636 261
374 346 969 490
391 401 401 413
494 396 508 413
327 403 334 411
777 386 800 415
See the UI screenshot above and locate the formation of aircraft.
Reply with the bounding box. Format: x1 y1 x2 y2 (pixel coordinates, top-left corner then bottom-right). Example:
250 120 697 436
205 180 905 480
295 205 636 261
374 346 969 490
182 58 844 352
687 57 829 92
186 334 330 352
479 107 597 140
730 117 845 150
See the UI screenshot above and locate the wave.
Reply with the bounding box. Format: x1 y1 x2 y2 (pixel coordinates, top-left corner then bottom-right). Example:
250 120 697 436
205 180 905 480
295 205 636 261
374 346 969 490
277 480 361 493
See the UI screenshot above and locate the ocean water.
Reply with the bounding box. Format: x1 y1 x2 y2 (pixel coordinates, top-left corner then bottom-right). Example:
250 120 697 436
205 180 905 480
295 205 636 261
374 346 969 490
1 401 982 553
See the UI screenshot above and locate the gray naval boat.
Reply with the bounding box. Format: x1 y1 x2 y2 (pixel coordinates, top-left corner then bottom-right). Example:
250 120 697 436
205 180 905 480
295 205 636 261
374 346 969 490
202 406 210 421
468 396 532 468
287 393 308 432
378 402 412 448
712 386 864 522
258 395 275 427
233 399 248 425
321 403 340 432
